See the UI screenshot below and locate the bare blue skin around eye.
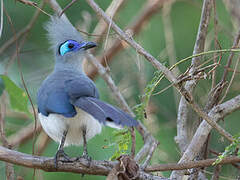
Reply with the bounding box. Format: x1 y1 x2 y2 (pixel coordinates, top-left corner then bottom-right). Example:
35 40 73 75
59 40 80 56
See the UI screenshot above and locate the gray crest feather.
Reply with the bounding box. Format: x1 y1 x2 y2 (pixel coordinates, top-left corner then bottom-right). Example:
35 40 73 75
44 16 83 50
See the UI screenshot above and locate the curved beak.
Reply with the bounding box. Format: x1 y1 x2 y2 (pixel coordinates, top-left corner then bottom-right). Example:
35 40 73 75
78 41 97 50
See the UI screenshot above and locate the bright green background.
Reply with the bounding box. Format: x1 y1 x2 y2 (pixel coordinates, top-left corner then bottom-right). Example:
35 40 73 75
0 0 240 179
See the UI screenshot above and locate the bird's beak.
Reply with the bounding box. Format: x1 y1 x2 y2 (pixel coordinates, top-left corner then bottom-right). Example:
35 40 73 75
78 41 97 50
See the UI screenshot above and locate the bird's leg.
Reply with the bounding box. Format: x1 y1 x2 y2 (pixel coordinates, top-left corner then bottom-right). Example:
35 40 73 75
81 127 91 162
54 129 71 168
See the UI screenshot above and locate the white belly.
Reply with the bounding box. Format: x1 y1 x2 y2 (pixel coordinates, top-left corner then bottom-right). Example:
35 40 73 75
38 108 102 146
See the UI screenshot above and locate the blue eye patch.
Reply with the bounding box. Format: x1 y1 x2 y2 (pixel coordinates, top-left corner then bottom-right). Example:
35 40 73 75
59 40 97 56
59 40 80 56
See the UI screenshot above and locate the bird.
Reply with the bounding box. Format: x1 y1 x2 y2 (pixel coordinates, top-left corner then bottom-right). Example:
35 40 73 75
37 16 138 168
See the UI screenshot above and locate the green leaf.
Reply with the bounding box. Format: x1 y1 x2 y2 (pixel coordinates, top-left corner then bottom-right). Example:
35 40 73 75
213 133 240 165
110 129 131 160
0 75 30 115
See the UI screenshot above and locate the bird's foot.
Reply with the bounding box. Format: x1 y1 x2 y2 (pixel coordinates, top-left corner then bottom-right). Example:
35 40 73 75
75 151 92 167
54 149 71 168
82 151 92 162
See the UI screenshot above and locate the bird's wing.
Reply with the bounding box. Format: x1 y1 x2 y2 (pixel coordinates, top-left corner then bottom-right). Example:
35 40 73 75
37 73 99 118
73 97 138 127
40 91 77 117
65 75 138 127
64 75 99 100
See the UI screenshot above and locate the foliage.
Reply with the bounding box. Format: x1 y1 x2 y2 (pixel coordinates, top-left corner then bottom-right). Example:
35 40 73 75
134 70 162 121
0 75 30 116
213 133 240 165
110 129 131 160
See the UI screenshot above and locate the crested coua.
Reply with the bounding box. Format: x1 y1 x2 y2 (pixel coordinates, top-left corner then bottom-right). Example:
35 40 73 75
37 16 138 167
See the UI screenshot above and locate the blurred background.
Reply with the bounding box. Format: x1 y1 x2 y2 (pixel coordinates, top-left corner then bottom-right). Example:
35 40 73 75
0 0 240 179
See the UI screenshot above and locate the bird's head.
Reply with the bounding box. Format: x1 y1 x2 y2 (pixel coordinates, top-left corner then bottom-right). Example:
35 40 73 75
44 16 96 71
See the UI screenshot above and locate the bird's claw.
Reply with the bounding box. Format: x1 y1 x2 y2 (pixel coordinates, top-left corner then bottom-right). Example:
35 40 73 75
75 151 92 167
82 151 92 162
54 149 71 168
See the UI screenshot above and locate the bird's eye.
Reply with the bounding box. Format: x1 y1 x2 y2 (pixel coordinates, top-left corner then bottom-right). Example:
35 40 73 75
68 43 74 49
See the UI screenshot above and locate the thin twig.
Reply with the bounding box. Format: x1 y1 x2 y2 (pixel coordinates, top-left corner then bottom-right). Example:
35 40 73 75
145 156 240 172
221 29 240 83
211 165 221 180
4 4 38 156
162 0 179 108
87 0 166 79
35 131 50 155
85 0 235 149
16 0 37 6
0 94 14 179
91 0 126 43
175 0 213 155
59 0 77 17
219 54 240 103
170 94 240 177
7 122 42 148
130 127 136 158
0 0 46 55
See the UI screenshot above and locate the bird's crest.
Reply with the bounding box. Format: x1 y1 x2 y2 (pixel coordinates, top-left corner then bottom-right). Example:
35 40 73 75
44 16 83 51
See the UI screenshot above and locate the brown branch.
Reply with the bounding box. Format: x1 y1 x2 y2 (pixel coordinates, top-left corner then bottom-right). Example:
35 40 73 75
209 149 240 170
0 94 15 180
15 0 37 6
130 127 136 158
223 0 240 27
35 131 51 155
85 0 234 144
90 0 126 43
145 156 240 172
221 29 240 83
7 122 42 148
175 0 213 154
87 0 166 79
0 0 46 55
0 146 168 180
171 94 240 177
59 0 77 17
85 53 159 162
211 165 221 180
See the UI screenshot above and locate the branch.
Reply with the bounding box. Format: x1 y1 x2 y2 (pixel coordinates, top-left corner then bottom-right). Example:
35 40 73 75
0 146 168 180
145 156 240 172
7 122 42 148
175 0 213 154
85 53 158 162
0 0 46 55
87 0 165 79
85 0 177 84
171 94 240 177
85 0 235 144
91 0 126 43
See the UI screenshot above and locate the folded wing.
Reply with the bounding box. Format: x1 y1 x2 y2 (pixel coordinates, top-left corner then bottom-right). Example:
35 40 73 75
73 97 138 127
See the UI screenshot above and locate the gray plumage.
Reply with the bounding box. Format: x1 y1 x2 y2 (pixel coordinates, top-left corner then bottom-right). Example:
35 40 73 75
37 16 138 166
